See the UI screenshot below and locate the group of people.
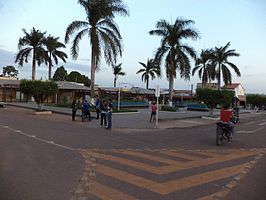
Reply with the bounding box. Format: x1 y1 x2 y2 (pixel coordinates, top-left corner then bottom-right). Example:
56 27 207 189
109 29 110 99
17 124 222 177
71 95 113 130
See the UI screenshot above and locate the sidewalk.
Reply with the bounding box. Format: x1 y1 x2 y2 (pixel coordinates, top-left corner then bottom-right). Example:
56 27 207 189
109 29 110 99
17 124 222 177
5 102 260 130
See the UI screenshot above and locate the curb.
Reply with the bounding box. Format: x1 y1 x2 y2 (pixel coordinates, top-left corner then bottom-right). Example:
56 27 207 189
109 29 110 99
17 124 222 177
212 148 266 200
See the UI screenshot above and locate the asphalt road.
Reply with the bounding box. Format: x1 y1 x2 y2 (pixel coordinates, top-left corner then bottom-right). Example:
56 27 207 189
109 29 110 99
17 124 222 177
0 106 265 200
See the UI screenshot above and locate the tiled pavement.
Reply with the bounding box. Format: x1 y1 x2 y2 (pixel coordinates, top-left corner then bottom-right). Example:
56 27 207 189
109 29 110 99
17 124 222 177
71 148 266 200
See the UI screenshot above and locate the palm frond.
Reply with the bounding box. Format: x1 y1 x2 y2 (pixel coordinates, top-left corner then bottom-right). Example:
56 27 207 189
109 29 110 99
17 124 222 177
65 21 89 44
71 28 88 60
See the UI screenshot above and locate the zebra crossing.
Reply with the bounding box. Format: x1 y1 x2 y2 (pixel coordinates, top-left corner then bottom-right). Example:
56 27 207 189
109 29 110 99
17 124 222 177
71 148 265 200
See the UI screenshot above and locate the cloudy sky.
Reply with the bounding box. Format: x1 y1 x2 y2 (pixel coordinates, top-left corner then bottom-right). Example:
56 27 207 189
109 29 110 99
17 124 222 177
0 0 265 93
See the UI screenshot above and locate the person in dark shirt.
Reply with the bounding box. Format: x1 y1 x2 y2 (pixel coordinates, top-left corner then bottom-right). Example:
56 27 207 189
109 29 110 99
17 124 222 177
71 99 78 121
106 98 113 130
82 99 91 121
100 100 107 128
95 95 101 119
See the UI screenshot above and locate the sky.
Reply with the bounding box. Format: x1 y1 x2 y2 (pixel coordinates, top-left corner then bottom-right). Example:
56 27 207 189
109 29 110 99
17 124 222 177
0 0 266 93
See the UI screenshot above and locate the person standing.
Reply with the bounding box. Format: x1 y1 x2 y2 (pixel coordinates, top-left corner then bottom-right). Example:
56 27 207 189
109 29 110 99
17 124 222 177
150 101 157 123
71 99 78 121
100 100 107 128
82 99 91 121
95 95 101 119
106 98 113 130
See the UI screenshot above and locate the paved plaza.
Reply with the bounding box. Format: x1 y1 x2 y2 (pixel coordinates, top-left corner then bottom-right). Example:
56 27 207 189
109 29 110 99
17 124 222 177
0 104 266 200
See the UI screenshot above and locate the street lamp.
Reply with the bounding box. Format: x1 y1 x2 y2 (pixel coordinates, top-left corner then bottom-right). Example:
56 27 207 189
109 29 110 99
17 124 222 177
117 82 133 111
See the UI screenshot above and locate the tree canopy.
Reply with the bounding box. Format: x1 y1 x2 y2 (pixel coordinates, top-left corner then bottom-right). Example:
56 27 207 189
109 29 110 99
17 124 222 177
15 27 48 80
67 71 91 87
149 18 199 103
196 88 234 109
52 66 68 81
2 65 19 77
65 0 129 97
20 80 58 110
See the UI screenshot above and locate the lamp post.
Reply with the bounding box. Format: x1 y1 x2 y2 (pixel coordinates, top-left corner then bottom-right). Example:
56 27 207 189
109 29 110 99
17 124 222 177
118 86 121 111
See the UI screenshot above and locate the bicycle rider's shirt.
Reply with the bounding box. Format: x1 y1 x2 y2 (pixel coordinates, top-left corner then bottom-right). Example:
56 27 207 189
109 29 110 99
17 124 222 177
220 109 232 122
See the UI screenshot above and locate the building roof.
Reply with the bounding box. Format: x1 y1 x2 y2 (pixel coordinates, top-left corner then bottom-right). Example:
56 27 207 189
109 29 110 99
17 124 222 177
98 87 119 93
56 81 90 91
0 78 20 88
128 87 155 95
222 83 241 89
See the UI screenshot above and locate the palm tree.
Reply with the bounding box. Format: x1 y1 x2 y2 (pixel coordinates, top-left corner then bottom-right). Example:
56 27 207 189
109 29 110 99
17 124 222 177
149 18 199 104
192 49 214 88
15 27 48 80
45 35 68 80
65 0 129 97
210 42 241 90
136 59 161 89
112 63 126 87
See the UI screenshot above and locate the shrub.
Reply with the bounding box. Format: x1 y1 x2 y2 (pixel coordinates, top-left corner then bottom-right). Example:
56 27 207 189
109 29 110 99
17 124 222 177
161 106 177 112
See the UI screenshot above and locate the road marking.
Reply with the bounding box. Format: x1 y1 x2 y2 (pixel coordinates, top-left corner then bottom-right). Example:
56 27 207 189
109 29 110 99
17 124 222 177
237 127 264 134
0 123 75 151
160 149 205 161
88 150 259 174
88 151 162 174
76 149 264 200
197 192 220 200
95 163 246 195
113 149 180 165
90 182 138 200
245 121 256 125
179 120 203 124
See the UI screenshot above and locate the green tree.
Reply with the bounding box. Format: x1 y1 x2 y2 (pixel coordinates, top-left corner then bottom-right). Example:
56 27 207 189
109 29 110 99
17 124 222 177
210 42 241 90
52 66 68 81
20 80 58 110
112 63 126 87
192 49 214 88
246 94 266 109
65 0 129 98
149 18 199 104
2 65 19 77
15 27 48 80
136 59 161 89
196 88 234 116
44 35 68 80
67 71 91 87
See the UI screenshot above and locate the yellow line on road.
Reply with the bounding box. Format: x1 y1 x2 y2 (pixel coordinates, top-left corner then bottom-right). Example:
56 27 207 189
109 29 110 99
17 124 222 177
190 150 224 158
178 150 258 169
90 182 138 200
95 163 246 195
87 150 259 175
160 150 204 161
114 150 181 165
88 151 161 173
196 192 220 200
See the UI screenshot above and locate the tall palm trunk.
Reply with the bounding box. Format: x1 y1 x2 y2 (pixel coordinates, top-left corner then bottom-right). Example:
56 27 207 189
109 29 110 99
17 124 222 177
90 48 96 98
146 77 149 89
114 76 117 87
32 49 36 80
217 64 221 90
48 52 52 80
169 73 174 105
201 64 206 88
